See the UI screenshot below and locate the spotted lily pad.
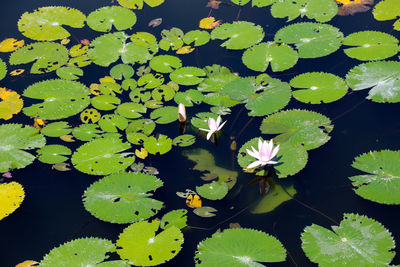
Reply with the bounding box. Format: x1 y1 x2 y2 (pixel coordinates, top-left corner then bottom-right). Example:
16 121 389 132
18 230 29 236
41 121 71 137
87 6 137 32
37 145 71 164
83 172 163 224
170 67 206 85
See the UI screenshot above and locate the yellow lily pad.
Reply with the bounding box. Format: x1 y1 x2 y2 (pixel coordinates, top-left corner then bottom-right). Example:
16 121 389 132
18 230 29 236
0 88 23 120
0 182 25 220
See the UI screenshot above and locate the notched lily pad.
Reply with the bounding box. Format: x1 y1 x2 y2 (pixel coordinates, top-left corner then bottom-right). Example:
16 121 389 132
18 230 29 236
87 6 137 32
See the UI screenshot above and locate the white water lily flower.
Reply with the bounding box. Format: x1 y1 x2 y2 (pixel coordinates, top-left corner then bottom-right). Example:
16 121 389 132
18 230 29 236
199 115 227 140
246 139 280 169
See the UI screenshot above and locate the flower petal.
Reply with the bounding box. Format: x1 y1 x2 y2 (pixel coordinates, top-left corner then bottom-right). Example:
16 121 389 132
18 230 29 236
246 148 259 159
266 160 278 165
208 118 217 131
247 160 262 169
206 131 213 140
270 144 280 159
217 120 227 131
198 128 210 132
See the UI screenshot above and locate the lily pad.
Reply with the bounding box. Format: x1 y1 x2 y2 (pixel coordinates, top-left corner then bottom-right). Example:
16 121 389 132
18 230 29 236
174 89 204 106
83 172 163 224
345 61 400 103
152 84 176 101
138 73 164 89
23 79 90 120
193 206 218 218
0 88 23 120
126 119 156 138
41 121 71 137
18 6 86 41
195 228 286 266
150 106 178 124
343 31 399 61
197 65 239 93
196 181 229 200
37 145 71 164
0 182 25 221
91 95 121 111
71 136 135 175
0 59 6 81
87 6 137 32
211 21 264 50
56 66 83 80
72 124 104 141
349 150 400 204
373 0 400 31
160 209 188 230
110 64 135 80
290 72 348 104
183 30 210 46
170 67 206 85
275 22 344 58
143 134 172 155
260 109 333 150
117 0 165 10
172 135 196 147
159 28 184 51
149 55 182 73
301 213 395 266
116 102 147 119
98 114 129 132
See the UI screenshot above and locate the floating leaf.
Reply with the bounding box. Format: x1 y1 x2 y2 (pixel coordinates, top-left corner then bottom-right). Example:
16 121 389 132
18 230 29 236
18 6 86 41
349 150 400 204
138 73 164 89
176 45 195 54
117 0 165 9
126 119 156 137
160 209 188 230
345 61 400 103
373 0 400 31
0 88 23 120
72 136 135 175
149 55 182 73
0 182 25 220
91 95 121 111
173 135 196 147
83 172 163 224
143 134 172 155
195 228 286 266
183 30 210 46
206 0 223 9
72 124 103 141
23 79 90 120
150 106 178 124
59 134 75 142
116 102 147 119
56 66 83 80
69 44 88 57
110 64 135 80
337 0 374 16
343 31 399 61
80 108 101 124
98 114 129 132
275 22 344 58
52 162 71 171
260 109 333 150
174 89 204 106
252 182 296 214
41 121 71 137
152 84 175 101
37 145 71 164
170 67 206 85
211 21 264 50
197 65 239 93
290 72 348 104
242 42 298 72
159 27 184 51
117 220 183 266
135 148 148 159
9 69 25 76
301 213 395 266
9 42 69 73
195 206 219 217
87 6 137 32
15 260 38 267
231 0 251 5
196 181 229 200
199 17 222 30
0 59 6 81
0 38 24 52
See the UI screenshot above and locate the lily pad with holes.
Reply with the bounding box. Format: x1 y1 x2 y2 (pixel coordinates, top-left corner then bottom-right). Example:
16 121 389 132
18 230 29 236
260 109 333 150
275 22 344 58
117 220 183 266
301 213 396 266
150 106 178 124
37 145 71 164
159 28 184 51
56 66 83 80
110 64 135 80
195 228 286 266
98 114 129 132
345 61 400 103
160 209 187 230
172 135 196 147
143 135 172 155
349 150 400 204
290 72 348 104
196 181 229 200
170 67 206 86
183 30 210 46
71 136 135 175
72 124 103 141
211 21 264 50
138 73 164 89
91 95 121 111
149 55 182 73
343 31 399 61
83 172 163 224
152 84 176 101
41 121 71 137
87 6 137 32
18 6 86 41
242 42 298 72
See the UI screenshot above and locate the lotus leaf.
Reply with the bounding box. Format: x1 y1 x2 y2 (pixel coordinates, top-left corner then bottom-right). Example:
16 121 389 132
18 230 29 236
126 119 156 137
0 182 25 220
23 79 90 120
349 150 400 204
373 0 400 31
0 88 23 120
115 102 147 119
83 172 163 223
343 31 399 61
72 124 103 141
38 237 129 267
18 6 86 41
183 30 210 46
9 42 69 73
211 21 264 50
170 67 206 85
196 181 229 200
251 182 296 214
260 109 333 150
37 144 71 164
0 124 46 172
110 64 135 80
195 228 286 266
172 135 196 147
149 55 182 73
56 66 83 80
242 42 298 72
98 114 129 132
160 209 188 230
174 89 204 106
0 59 6 81
91 95 121 111
138 73 164 89
275 22 344 58
143 134 172 155
117 0 165 9
72 136 134 175
150 106 178 124
197 65 239 93
159 27 184 51
152 84 175 101
41 121 71 137
345 61 400 103
301 213 395 266
290 72 348 104
117 220 183 266
87 6 137 32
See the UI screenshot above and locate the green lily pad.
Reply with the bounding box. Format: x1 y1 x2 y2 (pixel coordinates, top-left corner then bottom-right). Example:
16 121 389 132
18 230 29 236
143 134 172 155
87 6 137 32
345 61 400 103
343 31 399 61
126 119 156 137
23 79 90 120
242 42 298 72
127 132 149 145
98 114 129 132
83 172 163 224
18 6 86 41
197 65 239 93
116 102 147 119
260 109 333 150
196 181 229 200
91 95 121 111
211 21 264 50
193 206 218 218
275 22 344 58
41 121 71 137
117 0 165 10
191 112 218 129
183 30 210 46
99 82 122 96
110 64 135 80
195 228 287 266
0 59 6 81
152 84 176 101
149 55 182 73
301 213 395 266
56 66 83 80
373 0 400 31
71 136 135 175
9 42 69 73
160 209 188 230
130 88 151 103
72 124 104 141
159 27 184 51
170 67 206 85
117 220 183 266
172 135 196 147
174 89 204 107
37 144 71 164
138 73 164 89
252 0 275 7
290 72 348 104
349 150 400 204
150 106 178 124
0 124 46 172
122 79 138 91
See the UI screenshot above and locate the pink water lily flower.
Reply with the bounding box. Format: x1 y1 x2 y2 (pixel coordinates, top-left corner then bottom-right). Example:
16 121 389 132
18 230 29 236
246 139 280 169
199 115 227 140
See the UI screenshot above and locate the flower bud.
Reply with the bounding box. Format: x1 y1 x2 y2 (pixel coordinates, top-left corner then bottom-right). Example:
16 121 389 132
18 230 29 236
178 103 186 122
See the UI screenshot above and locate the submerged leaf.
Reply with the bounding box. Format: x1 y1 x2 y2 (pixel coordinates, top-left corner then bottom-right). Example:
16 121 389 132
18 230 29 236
0 182 25 220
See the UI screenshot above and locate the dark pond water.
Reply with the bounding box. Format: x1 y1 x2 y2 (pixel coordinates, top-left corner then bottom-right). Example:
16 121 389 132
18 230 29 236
1 0 400 266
